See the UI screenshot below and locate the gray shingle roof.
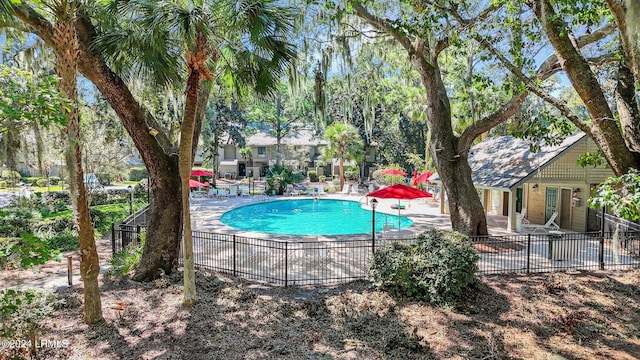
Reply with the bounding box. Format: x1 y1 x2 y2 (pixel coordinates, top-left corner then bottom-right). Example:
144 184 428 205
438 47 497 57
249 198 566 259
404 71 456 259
432 132 586 190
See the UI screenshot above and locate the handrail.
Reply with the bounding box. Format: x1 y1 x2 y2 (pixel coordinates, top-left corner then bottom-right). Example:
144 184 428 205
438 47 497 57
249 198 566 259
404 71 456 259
598 212 640 232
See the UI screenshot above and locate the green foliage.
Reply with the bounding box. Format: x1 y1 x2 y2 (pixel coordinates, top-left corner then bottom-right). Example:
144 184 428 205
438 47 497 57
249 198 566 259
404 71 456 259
109 234 145 277
265 165 297 194
308 170 318 182
577 151 607 168
0 234 60 270
590 169 640 221
1 170 21 185
0 288 60 350
318 175 326 182
0 180 6 188
35 178 48 187
128 167 148 182
368 230 480 305
48 176 61 185
46 229 78 252
0 65 69 128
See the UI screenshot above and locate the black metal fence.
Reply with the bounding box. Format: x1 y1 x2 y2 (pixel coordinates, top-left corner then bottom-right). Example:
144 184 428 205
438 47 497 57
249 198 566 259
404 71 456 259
112 224 640 286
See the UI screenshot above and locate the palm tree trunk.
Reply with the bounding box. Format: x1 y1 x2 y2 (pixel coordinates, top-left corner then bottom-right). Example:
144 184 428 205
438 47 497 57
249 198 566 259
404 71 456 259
181 32 211 306
339 158 344 189
53 1 103 324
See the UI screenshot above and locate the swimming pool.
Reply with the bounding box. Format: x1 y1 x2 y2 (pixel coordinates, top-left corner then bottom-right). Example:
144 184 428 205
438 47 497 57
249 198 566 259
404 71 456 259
220 199 413 236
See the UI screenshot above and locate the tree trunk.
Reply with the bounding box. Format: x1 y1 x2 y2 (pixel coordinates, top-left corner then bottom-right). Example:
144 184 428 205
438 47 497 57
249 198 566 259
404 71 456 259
533 0 640 176
339 157 344 189
12 7 185 281
181 33 210 307
606 0 640 83
31 123 45 177
615 60 640 152
53 2 103 324
413 50 488 236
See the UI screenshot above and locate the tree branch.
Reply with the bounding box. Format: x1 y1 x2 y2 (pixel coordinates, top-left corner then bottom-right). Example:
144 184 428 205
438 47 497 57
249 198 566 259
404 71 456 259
351 2 415 54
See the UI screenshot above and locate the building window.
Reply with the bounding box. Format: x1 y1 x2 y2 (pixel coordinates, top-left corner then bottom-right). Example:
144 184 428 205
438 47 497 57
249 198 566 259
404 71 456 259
258 147 266 155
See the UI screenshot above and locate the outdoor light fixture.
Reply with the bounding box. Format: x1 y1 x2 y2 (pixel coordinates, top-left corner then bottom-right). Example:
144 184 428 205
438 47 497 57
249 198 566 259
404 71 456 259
572 188 581 206
371 198 378 254
127 185 133 215
148 128 159 136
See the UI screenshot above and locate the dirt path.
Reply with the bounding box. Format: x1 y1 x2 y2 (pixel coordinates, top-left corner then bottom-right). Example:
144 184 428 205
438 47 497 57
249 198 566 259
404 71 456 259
0 237 113 290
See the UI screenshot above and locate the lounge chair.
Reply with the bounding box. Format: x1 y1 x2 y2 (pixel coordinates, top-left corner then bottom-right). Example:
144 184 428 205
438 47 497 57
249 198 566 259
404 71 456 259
315 185 327 196
326 181 336 193
228 185 238 197
207 188 216 198
240 186 250 197
285 184 294 196
339 184 350 195
521 211 560 233
216 188 228 198
350 185 360 196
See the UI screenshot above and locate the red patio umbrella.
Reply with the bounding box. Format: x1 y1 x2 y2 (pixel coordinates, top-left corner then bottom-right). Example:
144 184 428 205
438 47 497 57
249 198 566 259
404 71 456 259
379 168 408 176
412 171 433 186
190 169 213 177
188 179 209 188
367 184 432 229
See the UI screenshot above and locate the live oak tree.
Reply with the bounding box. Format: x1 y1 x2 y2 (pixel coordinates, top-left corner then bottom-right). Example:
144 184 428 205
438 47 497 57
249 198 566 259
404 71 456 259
0 0 295 283
485 0 640 177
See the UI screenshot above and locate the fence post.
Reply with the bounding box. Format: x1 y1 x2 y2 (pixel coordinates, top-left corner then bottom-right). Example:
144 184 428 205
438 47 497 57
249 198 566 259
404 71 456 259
599 232 605 270
136 225 141 246
601 207 606 239
111 223 116 255
284 242 288 287
526 234 531 274
232 235 237 277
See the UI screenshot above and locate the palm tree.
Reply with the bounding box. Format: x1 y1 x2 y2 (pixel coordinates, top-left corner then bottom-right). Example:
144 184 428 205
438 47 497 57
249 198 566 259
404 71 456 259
323 122 363 189
110 0 296 305
51 0 103 323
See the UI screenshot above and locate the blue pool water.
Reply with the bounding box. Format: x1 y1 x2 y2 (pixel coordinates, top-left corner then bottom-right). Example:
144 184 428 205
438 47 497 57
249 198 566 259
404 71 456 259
220 199 413 235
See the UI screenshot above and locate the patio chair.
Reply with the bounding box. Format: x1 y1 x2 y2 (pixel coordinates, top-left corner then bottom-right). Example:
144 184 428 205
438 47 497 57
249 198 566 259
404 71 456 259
326 181 336 193
240 186 250 197
228 185 238 197
207 188 216 198
339 184 350 195
216 188 228 198
521 211 560 233
315 185 327 196
350 185 360 196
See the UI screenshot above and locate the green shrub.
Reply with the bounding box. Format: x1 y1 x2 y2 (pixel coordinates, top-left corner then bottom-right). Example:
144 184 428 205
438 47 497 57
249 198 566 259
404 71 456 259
129 167 148 181
48 176 61 185
308 170 318 182
96 173 112 185
46 229 78 252
0 234 60 269
319 175 326 182
368 229 480 306
0 288 60 357
109 233 145 277
25 177 40 186
291 171 305 184
345 166 358 181
0 180 6 188
35 178 48 187
1 170 21 185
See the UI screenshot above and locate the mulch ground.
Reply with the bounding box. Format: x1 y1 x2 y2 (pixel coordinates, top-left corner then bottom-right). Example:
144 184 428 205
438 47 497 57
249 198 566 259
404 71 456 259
3 268 640 360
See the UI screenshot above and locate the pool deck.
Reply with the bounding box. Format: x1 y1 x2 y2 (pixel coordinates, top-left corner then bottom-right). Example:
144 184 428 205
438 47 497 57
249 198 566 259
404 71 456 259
187 193 513 241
